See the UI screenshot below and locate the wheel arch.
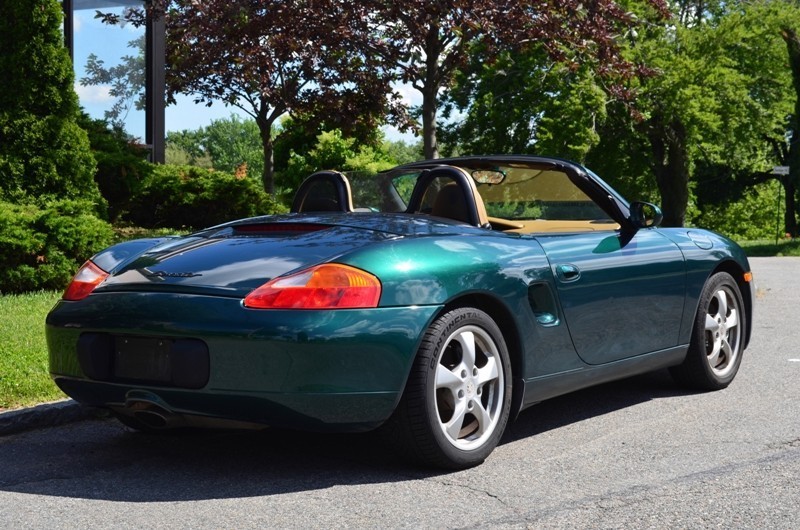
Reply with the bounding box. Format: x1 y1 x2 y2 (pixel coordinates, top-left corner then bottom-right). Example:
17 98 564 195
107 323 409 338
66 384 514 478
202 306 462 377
712 259 753 349
440 292 526 419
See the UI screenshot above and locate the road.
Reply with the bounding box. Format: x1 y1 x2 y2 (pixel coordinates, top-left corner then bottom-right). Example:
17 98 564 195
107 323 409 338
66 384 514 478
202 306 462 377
1 257 798 529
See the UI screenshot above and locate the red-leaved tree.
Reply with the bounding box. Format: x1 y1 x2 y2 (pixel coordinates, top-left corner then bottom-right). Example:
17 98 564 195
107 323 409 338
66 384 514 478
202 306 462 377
118 1 403 195
108 0 666 184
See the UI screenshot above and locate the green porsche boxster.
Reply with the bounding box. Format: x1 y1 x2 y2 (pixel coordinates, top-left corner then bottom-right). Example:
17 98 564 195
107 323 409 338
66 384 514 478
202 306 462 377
46 156 754 469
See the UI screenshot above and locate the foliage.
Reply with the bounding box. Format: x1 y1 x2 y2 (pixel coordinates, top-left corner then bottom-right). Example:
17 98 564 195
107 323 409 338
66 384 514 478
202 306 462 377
79 114 153 222
587 0 800 227
0 200 114 294
372 0 668 159
385 139 423 165
126 165 286 229
166 116 266 178
780 26 800 236
273 115 387 179
692 180 783 240
0 0 101 209
115 0 402 195
441 45 607 161
0 290 66 409
204 115 265 179
165 128 213 167
284 130 397 191
80 34 146 129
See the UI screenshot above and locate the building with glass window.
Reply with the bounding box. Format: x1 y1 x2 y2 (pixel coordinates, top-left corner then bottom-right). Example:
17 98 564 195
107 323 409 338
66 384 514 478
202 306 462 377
62 0 164 162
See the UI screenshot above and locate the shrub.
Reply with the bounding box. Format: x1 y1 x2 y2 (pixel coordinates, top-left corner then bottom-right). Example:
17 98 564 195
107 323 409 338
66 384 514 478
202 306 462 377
691 180 782 240
0 200 113 294
0 0 102 209
283 129 396 191
78 114 152 222
125 165 285 229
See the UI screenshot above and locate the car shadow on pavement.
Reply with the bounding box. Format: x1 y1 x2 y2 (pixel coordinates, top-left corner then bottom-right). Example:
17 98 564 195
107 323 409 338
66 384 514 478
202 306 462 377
503 368 692 443
0 369 696 502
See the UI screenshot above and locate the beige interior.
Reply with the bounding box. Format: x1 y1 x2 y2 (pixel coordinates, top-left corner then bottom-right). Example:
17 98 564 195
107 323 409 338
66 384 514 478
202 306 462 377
487 217 620 233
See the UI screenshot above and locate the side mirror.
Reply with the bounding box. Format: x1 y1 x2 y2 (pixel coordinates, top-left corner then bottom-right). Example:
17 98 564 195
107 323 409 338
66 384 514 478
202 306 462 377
629 201 663 229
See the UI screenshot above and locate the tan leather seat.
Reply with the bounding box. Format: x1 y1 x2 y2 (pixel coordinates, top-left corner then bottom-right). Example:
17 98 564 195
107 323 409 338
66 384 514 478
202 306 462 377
429 168 488 227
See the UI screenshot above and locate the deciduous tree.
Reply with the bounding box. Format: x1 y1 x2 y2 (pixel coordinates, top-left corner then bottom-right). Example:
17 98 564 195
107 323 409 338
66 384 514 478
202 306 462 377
587 0 799 228
373 0 668 159
781 26 800 236
81 35 146 130
144 1 401 195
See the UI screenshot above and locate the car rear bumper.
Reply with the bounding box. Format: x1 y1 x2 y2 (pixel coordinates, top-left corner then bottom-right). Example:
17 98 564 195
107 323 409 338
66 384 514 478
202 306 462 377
46 292 440 430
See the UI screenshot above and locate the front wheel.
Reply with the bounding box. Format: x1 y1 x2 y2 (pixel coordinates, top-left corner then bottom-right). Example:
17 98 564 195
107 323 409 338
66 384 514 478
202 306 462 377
670 272 746 390
384 307 512 469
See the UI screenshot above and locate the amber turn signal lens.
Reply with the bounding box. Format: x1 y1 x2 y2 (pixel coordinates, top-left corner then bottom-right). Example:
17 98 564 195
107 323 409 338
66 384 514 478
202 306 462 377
743 272 753 282
243 263 381 309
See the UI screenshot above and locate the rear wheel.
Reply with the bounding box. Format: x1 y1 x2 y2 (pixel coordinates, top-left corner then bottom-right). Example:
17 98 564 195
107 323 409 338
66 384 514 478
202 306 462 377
385 307 512 469
670 272 745 390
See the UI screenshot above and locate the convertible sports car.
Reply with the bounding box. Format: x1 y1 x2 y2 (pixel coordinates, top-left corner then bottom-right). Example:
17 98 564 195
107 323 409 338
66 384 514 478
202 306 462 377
46 155 753 469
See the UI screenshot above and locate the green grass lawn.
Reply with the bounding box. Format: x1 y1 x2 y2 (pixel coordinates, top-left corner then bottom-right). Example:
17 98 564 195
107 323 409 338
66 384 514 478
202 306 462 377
0 290 65 410
737 238 800 257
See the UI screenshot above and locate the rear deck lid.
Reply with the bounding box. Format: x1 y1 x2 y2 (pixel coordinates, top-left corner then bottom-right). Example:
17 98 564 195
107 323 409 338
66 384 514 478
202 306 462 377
97 221 396 297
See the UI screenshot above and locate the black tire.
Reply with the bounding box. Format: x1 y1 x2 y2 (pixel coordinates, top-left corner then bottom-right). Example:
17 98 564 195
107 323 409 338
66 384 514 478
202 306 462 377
670 272 746 390
384 307 512 469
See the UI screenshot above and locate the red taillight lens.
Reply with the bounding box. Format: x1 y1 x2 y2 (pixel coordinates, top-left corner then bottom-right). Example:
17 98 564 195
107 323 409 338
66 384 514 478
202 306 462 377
243 263 381 309
63 261 109 301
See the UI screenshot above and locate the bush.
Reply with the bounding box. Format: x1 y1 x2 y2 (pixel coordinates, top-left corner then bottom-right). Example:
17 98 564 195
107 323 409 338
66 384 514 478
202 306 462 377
0 200 113 294
125 165 286 229
79 114 152 222
691 180 782 240
283 129 396 191
0 0 102 210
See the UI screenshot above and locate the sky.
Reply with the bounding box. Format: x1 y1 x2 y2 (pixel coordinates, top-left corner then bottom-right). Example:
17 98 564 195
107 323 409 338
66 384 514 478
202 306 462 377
70 8 420 143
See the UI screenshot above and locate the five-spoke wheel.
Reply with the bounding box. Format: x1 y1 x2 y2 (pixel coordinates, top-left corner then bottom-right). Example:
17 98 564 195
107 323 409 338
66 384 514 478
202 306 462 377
671 272 746 389
386 307 512 469
434 324 505 451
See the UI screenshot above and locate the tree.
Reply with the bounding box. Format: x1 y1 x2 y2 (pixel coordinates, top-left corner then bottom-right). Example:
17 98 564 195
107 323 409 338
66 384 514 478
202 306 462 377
587 0 800 227
81 34 146 130
129 0 402 195
203 115 265 180
781 26 800 236
0 0 112 292
0 0 101 208
373 0 668 160
79 114 152 223
283 129 397 190
440 44 608 161
166 116 270 180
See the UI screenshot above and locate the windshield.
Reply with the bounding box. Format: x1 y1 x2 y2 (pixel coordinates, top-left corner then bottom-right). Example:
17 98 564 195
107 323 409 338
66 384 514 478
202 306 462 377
346 164 611 223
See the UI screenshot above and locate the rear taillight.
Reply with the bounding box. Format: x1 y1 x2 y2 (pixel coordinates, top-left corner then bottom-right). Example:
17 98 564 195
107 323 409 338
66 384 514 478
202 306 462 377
243 263 381 309
63 261 109 301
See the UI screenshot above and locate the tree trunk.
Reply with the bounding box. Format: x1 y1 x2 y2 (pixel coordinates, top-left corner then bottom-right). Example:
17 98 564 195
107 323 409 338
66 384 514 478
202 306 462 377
421 23 442 160
648 117 690 227
421 85 439 160
256 115 275 196
782 175 798 237
782 27 800 236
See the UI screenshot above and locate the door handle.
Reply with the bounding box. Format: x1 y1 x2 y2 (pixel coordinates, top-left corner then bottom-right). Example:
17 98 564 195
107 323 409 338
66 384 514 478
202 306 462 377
556 263 581 282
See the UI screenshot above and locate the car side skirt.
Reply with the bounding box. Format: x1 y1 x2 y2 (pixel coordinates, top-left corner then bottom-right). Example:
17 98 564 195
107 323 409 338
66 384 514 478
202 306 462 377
520 345 688 409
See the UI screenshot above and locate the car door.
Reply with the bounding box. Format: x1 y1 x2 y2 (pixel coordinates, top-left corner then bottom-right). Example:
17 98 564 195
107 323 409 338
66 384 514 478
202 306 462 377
535 229 686 365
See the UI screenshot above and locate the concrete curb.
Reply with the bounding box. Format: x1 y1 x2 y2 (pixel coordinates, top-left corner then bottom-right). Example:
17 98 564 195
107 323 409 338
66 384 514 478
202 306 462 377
0 399 90 436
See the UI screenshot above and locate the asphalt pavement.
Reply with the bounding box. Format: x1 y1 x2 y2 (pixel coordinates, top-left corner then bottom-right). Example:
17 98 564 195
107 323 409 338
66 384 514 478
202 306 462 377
0 256 797 528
